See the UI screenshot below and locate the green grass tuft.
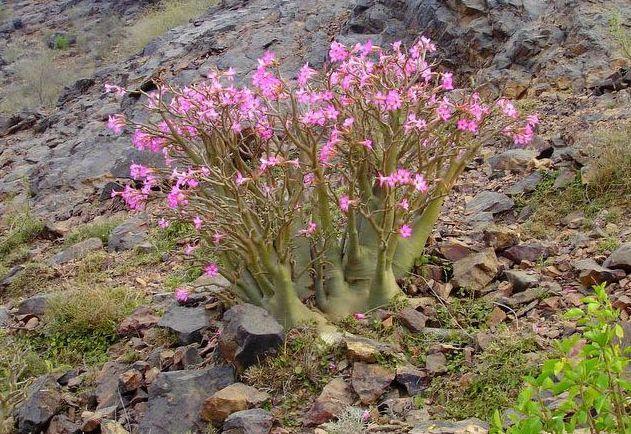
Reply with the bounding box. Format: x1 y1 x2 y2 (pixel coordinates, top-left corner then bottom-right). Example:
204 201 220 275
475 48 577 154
64 217 124 246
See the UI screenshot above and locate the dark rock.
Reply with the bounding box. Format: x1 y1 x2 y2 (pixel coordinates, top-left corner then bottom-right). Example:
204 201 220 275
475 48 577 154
351 362 395 404
117 306 160 336
395 365 428 396
0 306 9 327
482 225 520 251
172 344 203 369
46 414 81 434
502 242 549 263
94 362 128 410
157 305 211 345
552 167 576 190
15 375 63 434
1 265 25 290
219 303 284 371
451 248 500 292
304 378 355 426
107 219 149 252
410 418 489 433
425 352 447 375
466 191 514 215
138 366 235 434
506 171 542 195
222 408 274 434
504 270 540 292
17 294 53 317
49 237 103 265
604 243 631 273
200 382 269 422
397 308 428 333
438 239 477 261
574 259 625 287
500 287 548 307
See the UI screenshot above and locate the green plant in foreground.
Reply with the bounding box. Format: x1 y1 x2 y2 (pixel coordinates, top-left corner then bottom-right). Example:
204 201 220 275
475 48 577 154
493 284 630 433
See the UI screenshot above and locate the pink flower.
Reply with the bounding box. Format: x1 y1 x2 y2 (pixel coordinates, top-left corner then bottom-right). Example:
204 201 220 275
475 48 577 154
258 51 276 67
235 171 250 185
405 113 427 132
437 99 453 121
399 224 412 238
497 98 518 118
158 218 170 229
130 163 151 180
413 174 428 192
298 221 317 236
184 244 197 255
204 263 219 278
329 41 349 62
354 312 366 320
212 232 225 245
361 138 373 150
107 114 126 134
259 155 282 172
297 63 316 87
175 288 189 303
339 195 351 213
441 72 454 90
342 117 354 129
104 84 126 97
193 216 203 230
303 173 315 186
361 410 371 423
399 199 409 210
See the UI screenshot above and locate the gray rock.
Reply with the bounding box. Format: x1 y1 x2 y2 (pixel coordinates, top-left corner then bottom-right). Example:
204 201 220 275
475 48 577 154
0 306 9 327
506 171 542 195
504 269 540 293
500 287 548 307
488 149 536 171
395 365 428 396
157 305 211 345
304 378 355 426
49 237 103 265
46 414 81 434
411 418 489 433
553 167 576 190
17 294 54 317
222 408 274 434
574 259 625 287
15 375 63 434
107 219 149 252
351 362 395 404
466 191 514 215
219 304 284 371
138 366 235 434
397 307 428 333
94 362 128 410
502 242 549 263
425 352 448 375
0 265 25 289
603 243 631 272
451 248 500 292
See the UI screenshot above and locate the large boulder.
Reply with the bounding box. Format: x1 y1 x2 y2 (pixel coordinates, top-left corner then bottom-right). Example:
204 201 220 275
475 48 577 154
451 248 500 292
138 366 235 434
218 304 284 371
603 243 631 273
15 375 63 434
157 305 211 345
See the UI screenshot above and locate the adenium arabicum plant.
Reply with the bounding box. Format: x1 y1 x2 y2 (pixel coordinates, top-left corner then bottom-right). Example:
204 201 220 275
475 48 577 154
105 38 538 328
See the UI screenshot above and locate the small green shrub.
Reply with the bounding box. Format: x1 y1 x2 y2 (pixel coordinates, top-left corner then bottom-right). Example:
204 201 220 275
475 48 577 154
53 35 70 50
0 206 44 257
493 284 630 433
64 217 123 246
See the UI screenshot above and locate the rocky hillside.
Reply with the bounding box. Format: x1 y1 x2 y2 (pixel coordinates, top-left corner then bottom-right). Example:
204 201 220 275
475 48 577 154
1 0 630 433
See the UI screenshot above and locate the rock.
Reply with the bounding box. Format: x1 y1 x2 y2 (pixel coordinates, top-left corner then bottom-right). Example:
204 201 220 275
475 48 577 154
107 219 149 252
118 369 143 393
49 237 103 265
100 420 129 434
482 225 519 251
379 397 416 418
410 417 489 433
219 304 284 371
94 362 128 409
172 344 203 369
200 383 269 422
466 191 514 215
0 306 9 327
345 335 395 363
500 287 547 307
15 375 63 434
117 306 160 336
397 308 428 333
604 243 631 272
486 306 507 328
553 167 575 190
17 294 53 317
46 414 81 434
438 239 477 261
504 270 539 292
451 248 500 292
506 171 542 195
488 149 536 171
351 362 395 404
304 378 355 426
395 365 428 395
138 366 235 434
1 265 25 289
425 352 448 375
574 259 625 287
502 242 549 263
157 305 211 345
222 408 274 434
81 405 118 432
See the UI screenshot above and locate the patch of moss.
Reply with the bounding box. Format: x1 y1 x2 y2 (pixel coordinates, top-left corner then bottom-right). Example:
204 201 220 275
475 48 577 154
64 217 124 246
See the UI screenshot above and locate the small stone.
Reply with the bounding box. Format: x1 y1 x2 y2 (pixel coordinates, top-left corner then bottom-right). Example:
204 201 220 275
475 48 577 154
351 362 395 404
304 378 355 426
603 243 631 272
425 353 448 375
395 365 428 395
101 420 129 434
506 172 542 195
345 335 394 363
451 248 500 292
410 417 489 433
49 237 103 265
119 369 143 393
488 149 536 172
482 225 520 251
502 242 549 263
157 305 211 345
117 307 160 336
500 287 547 307
486 307 507 328
219 304 284 371
17 294 53 317
15 375 63 434
438 239 477 261
574 259 625 287
466 191 514 215
107 219 149 252
200 383 270 422
222 408 274 434
397 308 428 333
46 414 81 434
173 344 203 369
504 270 540 293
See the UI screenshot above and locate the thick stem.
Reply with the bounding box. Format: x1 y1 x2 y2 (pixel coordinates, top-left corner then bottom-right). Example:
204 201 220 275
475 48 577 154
368 253 403 308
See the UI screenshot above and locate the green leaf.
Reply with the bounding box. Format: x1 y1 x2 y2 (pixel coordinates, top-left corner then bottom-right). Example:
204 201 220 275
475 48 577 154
564 308 584 320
